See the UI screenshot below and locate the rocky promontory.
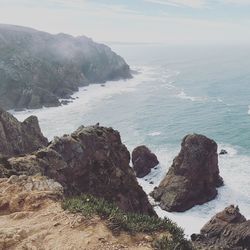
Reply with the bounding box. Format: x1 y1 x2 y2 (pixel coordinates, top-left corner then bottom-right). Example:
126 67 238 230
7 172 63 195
0 24 132 110
0 108 48 157
151 134 223 212
192 205 250 249
0 124 155 216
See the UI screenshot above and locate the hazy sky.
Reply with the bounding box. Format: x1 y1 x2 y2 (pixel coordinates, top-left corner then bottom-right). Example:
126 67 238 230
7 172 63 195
1 0 250 44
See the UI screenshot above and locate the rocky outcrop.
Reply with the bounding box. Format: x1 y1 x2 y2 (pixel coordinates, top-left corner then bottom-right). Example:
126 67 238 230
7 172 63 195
191 205 250 250
132 146 159 178
0 125 155 216
0 108 48 157
0 24 132 110
151 134 223 212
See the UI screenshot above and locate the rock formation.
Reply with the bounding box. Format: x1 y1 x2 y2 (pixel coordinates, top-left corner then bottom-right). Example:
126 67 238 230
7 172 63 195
0 125 155 216
0 108 48 157
132 145 159 178
0 24 132 110
191 205 250 249
151 134 223 212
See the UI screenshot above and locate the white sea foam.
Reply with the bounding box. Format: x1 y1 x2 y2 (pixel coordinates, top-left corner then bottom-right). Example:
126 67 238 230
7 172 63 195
148 131 161 136
11 66 154 140
176 90 207 102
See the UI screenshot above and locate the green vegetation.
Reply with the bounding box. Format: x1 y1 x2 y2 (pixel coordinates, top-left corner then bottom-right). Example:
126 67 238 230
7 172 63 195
62 194 194 250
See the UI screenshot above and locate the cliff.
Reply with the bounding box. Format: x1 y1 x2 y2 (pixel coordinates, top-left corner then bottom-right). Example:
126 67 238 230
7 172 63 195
0 24 132 110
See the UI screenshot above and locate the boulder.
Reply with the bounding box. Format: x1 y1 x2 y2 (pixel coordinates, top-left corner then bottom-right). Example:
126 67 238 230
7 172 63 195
132 145 159 178
0 108 48 157
191 205 250 249
0 125 156 216
151 134 223 212
219 149 228 155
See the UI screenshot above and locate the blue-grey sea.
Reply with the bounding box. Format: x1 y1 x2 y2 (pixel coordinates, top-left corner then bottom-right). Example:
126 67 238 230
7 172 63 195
12 45 250 235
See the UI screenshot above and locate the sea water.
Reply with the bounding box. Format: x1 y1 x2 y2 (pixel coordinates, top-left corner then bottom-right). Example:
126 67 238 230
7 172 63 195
12 44 250 236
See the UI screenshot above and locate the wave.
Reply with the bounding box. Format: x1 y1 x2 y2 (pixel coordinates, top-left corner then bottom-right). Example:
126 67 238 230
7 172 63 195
147 131 161 136
11 65 156 140
175 90 208 102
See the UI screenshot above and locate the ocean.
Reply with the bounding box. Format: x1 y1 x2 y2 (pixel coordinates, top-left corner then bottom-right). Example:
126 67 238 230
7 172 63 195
12 44 250 236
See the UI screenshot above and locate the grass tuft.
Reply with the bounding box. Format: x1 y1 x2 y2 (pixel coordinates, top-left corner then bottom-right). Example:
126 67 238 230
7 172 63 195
62 194 194 249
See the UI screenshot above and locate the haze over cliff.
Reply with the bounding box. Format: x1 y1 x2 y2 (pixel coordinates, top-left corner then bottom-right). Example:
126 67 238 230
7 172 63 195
0 24 132 110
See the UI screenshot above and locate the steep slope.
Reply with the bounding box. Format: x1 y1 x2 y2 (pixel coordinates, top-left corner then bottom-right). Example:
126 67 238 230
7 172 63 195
0 24 132 110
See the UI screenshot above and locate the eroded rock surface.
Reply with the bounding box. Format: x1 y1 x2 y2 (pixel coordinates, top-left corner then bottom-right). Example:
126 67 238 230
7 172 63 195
151 134 223 212
132 146 159 178
191 205 250 250
0 125 155 216
0 108 48 157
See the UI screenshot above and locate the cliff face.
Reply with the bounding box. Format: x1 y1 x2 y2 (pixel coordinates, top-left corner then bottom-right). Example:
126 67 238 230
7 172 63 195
0 125 155 216
0 108 48 157
0 24 132 110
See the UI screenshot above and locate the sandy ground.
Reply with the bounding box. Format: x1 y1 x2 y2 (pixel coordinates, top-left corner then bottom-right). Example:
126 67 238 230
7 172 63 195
0 176 153 250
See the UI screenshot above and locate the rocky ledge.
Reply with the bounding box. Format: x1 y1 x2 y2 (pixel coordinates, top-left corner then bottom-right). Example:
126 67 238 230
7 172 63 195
192 205 250 250
0 125 155 216
151 134 223 212
0 108 48 157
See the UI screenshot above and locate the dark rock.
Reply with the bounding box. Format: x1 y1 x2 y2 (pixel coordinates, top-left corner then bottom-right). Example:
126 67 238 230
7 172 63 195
0 125 156 216
132 145 159 178
219 149 228 155
150 134 223 212
192 205 250 250
0 24 132 110
61 100 72 106
0 108 48 157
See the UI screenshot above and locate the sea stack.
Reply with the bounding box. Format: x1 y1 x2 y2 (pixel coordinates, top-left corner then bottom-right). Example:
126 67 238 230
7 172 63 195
151 134 223 212
132 145 159 178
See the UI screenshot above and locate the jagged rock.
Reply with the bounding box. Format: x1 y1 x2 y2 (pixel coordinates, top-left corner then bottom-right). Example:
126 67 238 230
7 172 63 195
0 24 132 110
0 125 156 216
0 108 48 157
151 134 223 212
132 145 159 178
191 205 250 250
219 149 228 155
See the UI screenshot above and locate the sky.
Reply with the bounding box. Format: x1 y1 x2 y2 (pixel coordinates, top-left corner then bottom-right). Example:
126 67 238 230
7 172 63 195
1 0 250 44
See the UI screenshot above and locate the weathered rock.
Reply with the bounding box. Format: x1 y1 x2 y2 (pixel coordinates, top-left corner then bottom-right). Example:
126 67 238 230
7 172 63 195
151 134 223 212
0 108 48 157
191 205 250 250
219 149 228 155
0 125 156 216
132 146 159 178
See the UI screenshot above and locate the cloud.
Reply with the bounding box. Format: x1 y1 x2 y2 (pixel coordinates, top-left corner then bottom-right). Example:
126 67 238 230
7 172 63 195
144 0 206 8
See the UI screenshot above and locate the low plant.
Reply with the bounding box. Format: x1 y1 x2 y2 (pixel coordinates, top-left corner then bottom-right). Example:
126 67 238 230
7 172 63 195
62 194 194 250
